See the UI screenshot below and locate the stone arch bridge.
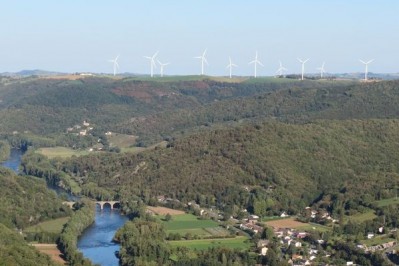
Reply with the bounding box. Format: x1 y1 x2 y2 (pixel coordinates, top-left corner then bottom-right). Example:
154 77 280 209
63 200 121 210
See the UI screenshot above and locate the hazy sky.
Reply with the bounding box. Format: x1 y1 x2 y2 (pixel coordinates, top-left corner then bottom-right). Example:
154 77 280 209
1 1 398 76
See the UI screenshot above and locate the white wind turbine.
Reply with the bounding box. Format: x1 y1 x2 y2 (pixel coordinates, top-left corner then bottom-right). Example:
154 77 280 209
157 60 170 77
359 59 374 81
108 55 120 76
144 51 159 77
226 57 238 79
248 51 264 78
276 61 288 77
297 58 310 80
194 49 208 75
316 62 326 79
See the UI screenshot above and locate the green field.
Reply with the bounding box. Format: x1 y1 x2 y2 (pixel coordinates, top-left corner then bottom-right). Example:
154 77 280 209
169 236 250 250
375 197 399 207
297 223 332 232
360 236 396 246
346 210 377 223
36 147 90 159
25 217 70 234
159 214 230 237
107 133 137 150
162 214 218 230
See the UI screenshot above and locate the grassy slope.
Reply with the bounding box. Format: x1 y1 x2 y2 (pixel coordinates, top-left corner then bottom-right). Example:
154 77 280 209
25 217 70 234
169 236 250 250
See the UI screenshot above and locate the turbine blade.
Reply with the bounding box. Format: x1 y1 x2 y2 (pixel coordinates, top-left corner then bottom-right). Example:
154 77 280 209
366 59 375 64
152 51 159 59
359 59 366 64
258 61 264 67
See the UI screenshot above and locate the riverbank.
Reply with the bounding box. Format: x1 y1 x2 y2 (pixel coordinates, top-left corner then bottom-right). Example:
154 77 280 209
0 141 11 162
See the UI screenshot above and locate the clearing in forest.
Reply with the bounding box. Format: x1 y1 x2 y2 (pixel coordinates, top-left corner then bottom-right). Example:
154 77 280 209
32 244 66 265
265 218 308 229
147 206 185 216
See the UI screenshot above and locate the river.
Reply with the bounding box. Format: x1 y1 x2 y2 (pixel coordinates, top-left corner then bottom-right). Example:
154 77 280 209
1 148 127 266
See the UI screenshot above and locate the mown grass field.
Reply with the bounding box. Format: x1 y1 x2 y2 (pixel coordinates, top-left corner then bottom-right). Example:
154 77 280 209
360 236 396 246
375 197 399 207
107 133 137 150
158 213 230 237
25 217 70 234
36 147 90 159
297 223 332 232
169 236 250 250
346 210 377 223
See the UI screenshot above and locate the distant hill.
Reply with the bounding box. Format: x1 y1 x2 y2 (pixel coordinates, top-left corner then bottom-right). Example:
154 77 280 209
0 69 66 77
0 76 348 144
28 119 399 217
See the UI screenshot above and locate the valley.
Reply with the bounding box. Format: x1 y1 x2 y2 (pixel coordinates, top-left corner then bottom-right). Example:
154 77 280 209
1 76 399 265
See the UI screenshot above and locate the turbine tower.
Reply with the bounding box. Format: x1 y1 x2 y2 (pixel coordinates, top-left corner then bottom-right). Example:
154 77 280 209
194 49 208 75
108 55 120 76
157 60 170 77
297 58 310 80
276 61 288 77
226 57 238 79
316 62 326 79
359 59 374 81
144 51 159 77
248 51 264 78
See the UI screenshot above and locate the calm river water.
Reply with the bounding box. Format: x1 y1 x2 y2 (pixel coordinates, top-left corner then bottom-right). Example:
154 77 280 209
1 148 127 266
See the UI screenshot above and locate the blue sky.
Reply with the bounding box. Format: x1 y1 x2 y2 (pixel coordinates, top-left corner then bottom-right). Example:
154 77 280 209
1 1 398 75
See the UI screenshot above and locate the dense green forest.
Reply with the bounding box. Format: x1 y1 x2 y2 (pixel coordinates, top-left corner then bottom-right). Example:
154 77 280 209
0 167 72 265
0 167 71 229
0 223 56 266
21 119 399 217
0 76 356 145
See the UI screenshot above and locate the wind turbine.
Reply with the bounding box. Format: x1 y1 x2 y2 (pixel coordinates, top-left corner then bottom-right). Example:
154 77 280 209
157 60 170 77
144 51 159 77
276 61 288 77
359 59 374 81
194 49 208 75
316 62 326 79
108 55 120 76
248 51 264 78
226 57 238 78
297 58 310 80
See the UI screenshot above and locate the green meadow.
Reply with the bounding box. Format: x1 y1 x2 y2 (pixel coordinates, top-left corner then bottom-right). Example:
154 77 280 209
169 236 251 250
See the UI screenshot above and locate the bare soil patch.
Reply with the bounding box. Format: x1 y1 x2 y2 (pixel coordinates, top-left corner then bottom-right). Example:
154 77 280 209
265 218 307 229
147 206 185 216
32 244 66 265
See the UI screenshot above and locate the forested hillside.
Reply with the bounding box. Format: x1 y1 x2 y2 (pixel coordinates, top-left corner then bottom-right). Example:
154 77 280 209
0 167 71 229
23 119 399 216
0 223 56 266
0 167 72 265
0 76 356 145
